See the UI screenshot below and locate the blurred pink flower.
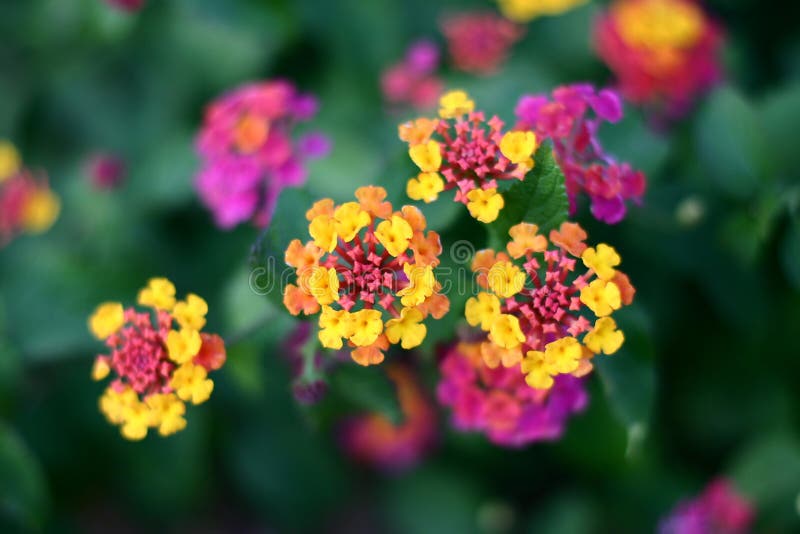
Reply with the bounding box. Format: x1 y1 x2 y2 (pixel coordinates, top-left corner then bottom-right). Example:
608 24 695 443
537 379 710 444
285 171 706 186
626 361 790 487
437 343 587 447
195 80 329 229
381 40 443 110
105 0 145 12
339 364 437 471
441 12 523 75
659 478 754 534
86 152 126 191
515 84 646 223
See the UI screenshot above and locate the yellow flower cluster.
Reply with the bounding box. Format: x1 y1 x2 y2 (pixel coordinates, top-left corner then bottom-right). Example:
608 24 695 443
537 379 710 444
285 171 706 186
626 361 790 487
89 278 225 440
497 0 588 23
613 0 703 51
465 222 634 390
284 187 449 366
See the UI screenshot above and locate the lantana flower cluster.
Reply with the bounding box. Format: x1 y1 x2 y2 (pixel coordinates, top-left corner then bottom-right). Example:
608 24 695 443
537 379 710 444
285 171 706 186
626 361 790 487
284 186 449 366
339 364 437 471
515 84 647 223
437 342 587 447
89 278 226 440
466 221 635 390
659 479 754 534
195 80 330 229
400 90 538 223
441 12 523 75
594 0 723 118
0 141 60 247
381 40 443 111
496 0 588 23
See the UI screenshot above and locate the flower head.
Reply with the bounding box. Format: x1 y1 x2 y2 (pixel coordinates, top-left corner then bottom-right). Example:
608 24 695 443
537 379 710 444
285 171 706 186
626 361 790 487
496 0 587 23
515 84 646 223
339 364 437 471
467 222 635 390
284 187 448 365
437 342 587 447
86 152 126 190
400 91 537 223
441 12 523 75
89 278 226 440
195 80 329 229
381 40 444 110
594 0 723 118
0 142 59 247
659 478 754 534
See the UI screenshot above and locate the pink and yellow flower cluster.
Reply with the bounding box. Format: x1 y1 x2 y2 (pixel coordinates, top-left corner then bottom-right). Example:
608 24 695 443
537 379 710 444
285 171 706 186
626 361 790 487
594 0 723 117
0 140 60 247
400 91 538 223
89 278 226 440
284 186 449 366
466 221 635 390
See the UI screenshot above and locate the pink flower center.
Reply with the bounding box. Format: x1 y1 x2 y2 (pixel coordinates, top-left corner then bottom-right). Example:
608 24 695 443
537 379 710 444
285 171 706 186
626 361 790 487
108 308 175 395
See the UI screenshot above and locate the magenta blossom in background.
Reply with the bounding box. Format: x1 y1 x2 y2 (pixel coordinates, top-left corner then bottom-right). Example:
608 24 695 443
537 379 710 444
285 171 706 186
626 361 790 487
437 343 587 447
86 152 126 191
515 84 646 224
105 0 145 11
195 80 329 229
380 40 444 111
441 12 524 75
659 478 755 534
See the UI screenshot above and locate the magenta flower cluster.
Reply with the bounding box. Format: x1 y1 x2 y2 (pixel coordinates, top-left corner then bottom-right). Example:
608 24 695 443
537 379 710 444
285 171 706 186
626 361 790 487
515 84 646 224
659 479 754 534
380 40 443 110
195 80 330 229
437 343 588 447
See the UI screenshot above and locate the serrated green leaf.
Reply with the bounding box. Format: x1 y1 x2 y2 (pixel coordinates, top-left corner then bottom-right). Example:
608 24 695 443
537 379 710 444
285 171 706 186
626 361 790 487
695 87 767 198
489 140 569 245
329 365 402 425
249 188 315 309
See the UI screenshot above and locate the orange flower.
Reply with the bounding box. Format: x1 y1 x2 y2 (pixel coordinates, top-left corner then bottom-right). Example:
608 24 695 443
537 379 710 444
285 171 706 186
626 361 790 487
472 249 511 289
356 185 393 219
283 284 321 316
549 221 588 256
409 230 442 266
398 118 438 146
351 335 389 366
305 198 335 221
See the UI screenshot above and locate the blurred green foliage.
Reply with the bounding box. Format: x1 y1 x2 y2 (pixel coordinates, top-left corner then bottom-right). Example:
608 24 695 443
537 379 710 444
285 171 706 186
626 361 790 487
0 0 799 532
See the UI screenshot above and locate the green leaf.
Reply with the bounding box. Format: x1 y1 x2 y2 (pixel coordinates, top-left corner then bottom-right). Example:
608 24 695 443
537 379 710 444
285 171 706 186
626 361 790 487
593 305 655 459
249 188 315 309
489 140 569 246
0 423 48 530
329 364 402 425
780 217 800 290
762 84 800 180
694 87 767 198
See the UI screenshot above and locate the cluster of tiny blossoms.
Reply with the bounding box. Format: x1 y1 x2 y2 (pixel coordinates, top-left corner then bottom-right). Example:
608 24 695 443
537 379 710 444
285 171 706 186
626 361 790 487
195 80 330 229
496 0 587 23
437 342 587 447
594 0 723 118
515 84 647 224
339 364 437 471
381 40 443 111
0 140 60 247
466 221 635 389
284 186 449 365
441 12 523 75
89 278 226 440
659 479 754 534
400 91 538 223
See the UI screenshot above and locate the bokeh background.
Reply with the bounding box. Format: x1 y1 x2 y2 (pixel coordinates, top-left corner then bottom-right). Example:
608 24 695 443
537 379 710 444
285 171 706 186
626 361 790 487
1 0 799 532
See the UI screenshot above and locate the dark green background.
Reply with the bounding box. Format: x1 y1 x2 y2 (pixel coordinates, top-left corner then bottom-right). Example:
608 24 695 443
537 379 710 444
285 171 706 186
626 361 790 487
1 0 799 532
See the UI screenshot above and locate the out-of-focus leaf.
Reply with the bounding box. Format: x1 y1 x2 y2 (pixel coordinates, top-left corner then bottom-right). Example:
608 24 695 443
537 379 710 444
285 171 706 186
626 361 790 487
249 188 315 309
762 84 800 180
526 493 596 534
729 434 800 530
0 423 48 530
594 305 655 459
489 140 569 244
329 364 402 425
694 87 766 198
780 217 800 290
600 109 669 179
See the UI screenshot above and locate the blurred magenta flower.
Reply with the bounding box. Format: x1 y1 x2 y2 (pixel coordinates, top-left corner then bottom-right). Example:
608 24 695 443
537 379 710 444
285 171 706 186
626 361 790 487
437 342 587 447
86 152 126 191
195 80 329 229
515 84 646 223
105 0 145 11
339 364 437 471
441 12 524 75
381 40 444 110
659 479 754 534
594 0 723 119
